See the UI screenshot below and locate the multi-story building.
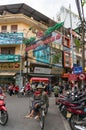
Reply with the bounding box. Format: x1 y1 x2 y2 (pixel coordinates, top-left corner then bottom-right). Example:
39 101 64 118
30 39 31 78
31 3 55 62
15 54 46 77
0 3 82 89
0 3 64 88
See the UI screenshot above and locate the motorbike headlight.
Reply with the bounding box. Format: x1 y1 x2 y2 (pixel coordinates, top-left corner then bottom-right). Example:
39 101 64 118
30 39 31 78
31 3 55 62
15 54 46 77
75 95 77 98
66 91 70 95
71 93 74 96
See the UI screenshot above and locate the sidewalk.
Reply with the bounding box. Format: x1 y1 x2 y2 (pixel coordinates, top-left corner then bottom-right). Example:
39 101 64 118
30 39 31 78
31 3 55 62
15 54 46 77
48 93 71 130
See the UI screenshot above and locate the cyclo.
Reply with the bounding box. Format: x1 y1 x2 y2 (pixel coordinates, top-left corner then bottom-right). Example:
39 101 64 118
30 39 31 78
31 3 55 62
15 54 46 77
29 77 49 130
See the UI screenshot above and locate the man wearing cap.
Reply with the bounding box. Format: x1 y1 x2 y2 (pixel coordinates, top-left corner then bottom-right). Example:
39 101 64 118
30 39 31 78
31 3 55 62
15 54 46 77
25 83 49 119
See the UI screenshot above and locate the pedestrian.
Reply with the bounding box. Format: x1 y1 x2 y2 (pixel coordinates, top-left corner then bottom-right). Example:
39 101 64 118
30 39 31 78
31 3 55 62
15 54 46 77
53 83 59 105
59 82 64 94
8 83 14 96
24 81 31 92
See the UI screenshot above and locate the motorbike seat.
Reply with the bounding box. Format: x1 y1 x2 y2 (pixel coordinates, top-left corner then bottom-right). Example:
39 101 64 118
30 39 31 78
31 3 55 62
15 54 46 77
71 105 84 110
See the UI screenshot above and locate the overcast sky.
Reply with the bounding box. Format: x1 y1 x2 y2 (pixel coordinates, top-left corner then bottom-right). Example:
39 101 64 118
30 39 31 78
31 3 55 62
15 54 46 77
0 0 86 20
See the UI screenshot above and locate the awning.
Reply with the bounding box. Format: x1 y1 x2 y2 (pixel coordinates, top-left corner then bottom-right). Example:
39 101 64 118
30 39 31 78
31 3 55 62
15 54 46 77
0 72 16 76
28 73 56 77
30 77 49 82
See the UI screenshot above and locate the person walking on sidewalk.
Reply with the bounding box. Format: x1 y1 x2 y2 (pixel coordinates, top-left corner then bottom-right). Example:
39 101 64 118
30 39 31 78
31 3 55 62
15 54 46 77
53 83 59 105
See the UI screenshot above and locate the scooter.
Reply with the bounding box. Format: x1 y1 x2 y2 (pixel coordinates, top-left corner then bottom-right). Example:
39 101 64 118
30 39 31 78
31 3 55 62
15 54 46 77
67 104 86 130
0 94 8 125
58 94 86 119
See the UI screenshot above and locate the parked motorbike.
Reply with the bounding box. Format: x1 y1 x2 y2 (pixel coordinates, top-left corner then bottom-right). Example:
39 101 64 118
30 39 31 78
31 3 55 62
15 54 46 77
58 91 86 119
67 104 86 130
0 94 8 125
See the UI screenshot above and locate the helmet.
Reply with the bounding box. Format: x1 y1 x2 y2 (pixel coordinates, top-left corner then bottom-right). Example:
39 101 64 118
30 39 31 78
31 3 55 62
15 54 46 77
37 84 45 89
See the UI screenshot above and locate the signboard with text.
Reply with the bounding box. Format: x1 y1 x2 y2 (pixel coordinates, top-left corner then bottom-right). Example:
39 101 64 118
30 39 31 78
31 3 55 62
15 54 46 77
0 54 20 62
73 66 82 74
0 33 23 45
68 74 77 81
26 33 62 51
0 63 20 70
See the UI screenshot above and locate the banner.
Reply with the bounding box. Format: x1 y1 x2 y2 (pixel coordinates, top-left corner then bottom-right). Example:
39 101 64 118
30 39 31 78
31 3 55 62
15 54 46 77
44 22 64 35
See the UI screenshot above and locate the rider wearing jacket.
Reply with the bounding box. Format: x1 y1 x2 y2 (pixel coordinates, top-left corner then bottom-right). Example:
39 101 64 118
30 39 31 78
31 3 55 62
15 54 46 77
25 84 49 119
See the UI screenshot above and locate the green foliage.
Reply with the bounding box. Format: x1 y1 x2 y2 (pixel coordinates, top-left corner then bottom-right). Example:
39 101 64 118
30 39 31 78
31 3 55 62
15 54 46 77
82 0 86 6
23 37 36 45
74 38 81 50
52 53 61 64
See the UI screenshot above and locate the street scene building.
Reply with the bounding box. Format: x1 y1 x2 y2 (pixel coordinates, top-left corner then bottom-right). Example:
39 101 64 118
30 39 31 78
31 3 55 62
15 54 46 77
0 3 85 89
0 2 86 130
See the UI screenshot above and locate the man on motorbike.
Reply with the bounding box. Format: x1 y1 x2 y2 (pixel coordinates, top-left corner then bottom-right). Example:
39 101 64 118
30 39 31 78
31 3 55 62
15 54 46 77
25 83 49 119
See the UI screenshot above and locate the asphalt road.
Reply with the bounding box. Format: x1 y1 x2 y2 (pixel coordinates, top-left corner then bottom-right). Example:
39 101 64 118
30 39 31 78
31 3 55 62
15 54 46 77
0 93 71 130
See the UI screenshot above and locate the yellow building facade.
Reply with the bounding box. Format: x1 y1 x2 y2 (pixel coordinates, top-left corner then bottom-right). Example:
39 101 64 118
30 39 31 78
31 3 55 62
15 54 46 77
0 3 62 88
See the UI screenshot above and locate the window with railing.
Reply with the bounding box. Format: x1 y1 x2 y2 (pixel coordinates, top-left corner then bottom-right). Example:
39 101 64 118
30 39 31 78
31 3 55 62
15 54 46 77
1 26 7 33
1 47 15 54
11 25 18 33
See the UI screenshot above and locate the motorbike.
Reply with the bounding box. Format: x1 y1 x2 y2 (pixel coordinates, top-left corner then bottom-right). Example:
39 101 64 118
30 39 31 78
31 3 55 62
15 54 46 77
67 104 86 130
0 94 8 125
58 92 86 119
17 87 32 97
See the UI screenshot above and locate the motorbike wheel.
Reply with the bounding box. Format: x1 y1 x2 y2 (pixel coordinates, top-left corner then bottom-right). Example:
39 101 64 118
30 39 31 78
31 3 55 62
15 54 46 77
0 110 8 125
59 103 63 111
44 106 48 115
61 106 67 119
17 92 24 98
39 113 45 130
69 114 79 130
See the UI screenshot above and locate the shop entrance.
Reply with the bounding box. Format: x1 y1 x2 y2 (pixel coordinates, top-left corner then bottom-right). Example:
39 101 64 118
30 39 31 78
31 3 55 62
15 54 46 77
0 76 15 90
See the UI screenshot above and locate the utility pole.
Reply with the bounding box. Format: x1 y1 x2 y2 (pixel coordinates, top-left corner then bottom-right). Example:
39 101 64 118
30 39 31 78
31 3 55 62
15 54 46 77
69 4 74 69
75 0 86 87
25 44 28 83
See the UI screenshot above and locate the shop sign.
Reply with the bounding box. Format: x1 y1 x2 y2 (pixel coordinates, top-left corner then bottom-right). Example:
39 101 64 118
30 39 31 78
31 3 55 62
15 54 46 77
0 63 20 70
63 52 72 68
62 35 70 48
73 66 82 74
0 33 23 45
26 33 61 51
34 67 51 74
0 54 20 62
51 67 63 74
68 74 77 81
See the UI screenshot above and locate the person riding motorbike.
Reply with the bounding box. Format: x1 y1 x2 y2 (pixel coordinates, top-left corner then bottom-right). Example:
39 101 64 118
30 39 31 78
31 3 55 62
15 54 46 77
25 84 49 119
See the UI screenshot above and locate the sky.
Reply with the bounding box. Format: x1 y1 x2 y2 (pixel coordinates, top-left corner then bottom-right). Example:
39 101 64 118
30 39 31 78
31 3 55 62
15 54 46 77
0 0 86 20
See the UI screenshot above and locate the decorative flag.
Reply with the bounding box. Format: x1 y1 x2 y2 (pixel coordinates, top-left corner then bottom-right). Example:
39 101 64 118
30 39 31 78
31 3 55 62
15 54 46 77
44 22 64 35
73 26 81 34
